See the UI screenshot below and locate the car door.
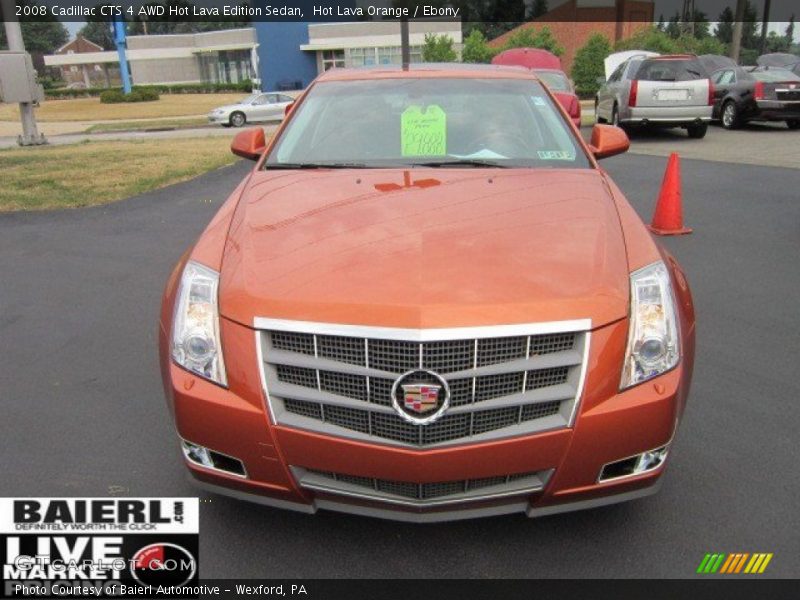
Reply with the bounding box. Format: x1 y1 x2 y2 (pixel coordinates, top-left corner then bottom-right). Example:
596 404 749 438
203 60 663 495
711 69 734 117
598 62 626 120
247 94 272 122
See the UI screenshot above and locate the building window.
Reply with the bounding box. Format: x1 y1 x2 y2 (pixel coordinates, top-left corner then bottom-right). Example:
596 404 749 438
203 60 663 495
322 49 345 71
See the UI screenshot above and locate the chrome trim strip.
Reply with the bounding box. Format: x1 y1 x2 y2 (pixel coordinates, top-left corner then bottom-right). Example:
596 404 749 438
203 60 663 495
254 329 276 425
253 317 592 341
568 330 592 427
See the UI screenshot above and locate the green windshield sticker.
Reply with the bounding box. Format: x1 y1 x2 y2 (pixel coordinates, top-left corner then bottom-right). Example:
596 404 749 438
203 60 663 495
538 150 575 160
401 105 447 157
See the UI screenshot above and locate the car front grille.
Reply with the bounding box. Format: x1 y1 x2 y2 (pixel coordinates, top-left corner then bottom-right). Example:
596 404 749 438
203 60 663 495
256 320 589 448
293 467 552 507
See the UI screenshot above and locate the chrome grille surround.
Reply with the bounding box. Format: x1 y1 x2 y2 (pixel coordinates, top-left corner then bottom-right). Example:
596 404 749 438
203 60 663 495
292 467 553 507
255 318 591 448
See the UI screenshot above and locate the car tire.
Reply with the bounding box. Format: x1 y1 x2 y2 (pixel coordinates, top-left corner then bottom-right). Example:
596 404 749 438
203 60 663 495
687 123 708 139
721 101 740 129
595 98 605 123
230 112 246 128
787 120 800 130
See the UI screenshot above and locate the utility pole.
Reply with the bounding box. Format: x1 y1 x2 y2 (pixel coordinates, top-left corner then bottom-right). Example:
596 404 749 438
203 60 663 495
729 0 746 62
400 18 410 70
759 0 771 55
1 0 45 145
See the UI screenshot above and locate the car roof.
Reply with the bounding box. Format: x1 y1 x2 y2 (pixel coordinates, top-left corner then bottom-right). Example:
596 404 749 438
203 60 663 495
314 63 541 83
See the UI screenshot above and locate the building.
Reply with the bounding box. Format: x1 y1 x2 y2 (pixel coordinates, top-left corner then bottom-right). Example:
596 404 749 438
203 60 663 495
254 21 463 91
53 36 119 88
44 28 259 87
489 0 654 74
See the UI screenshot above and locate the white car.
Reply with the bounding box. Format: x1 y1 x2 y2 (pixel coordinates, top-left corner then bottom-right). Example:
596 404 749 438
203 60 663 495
208 92 295 127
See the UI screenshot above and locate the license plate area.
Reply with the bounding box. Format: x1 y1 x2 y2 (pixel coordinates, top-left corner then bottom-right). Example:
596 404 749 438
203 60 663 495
656 89 689 101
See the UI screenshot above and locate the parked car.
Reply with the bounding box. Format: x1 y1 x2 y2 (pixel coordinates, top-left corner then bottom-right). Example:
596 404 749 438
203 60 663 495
757 52 800 77
492 48 581 127
711 65 800 129
160 64 695 522
596 54 713 138
208 92 295 127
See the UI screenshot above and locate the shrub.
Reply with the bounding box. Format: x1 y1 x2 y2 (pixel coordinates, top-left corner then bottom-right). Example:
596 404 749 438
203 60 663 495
99 88 160 103
502 26 565 56
99 90 125 103
47 80 254 100
422 34 458 62
571 33 613 96
462 29 496 64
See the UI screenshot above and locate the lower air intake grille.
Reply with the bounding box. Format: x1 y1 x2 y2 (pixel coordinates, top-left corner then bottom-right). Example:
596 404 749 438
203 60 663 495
295 467 552 506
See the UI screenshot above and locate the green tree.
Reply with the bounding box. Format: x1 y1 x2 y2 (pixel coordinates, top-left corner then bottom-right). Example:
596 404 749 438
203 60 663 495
503 26 564 56
78 20 115 50
715 6 734 45
765 30 790 53
461 29 495 63
0 1 68 54
615 26 679 54
571 33 612 96
421 34 457 62
785 15 795 47
528 0 548 19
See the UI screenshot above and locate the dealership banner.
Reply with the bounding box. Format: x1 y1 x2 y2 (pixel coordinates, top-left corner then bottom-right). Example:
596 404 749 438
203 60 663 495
1 498 199 599
2 0 797 23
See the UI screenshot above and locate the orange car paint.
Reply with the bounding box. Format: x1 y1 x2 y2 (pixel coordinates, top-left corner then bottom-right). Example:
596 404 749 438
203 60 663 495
159 66 695 520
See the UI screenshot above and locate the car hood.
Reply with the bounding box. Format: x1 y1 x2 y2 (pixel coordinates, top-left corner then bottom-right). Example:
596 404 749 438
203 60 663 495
212 104 243 112
219 168 630 330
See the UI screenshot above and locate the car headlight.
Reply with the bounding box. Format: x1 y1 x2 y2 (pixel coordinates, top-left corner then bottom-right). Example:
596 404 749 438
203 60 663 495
620 261 680 389
171 261 227 386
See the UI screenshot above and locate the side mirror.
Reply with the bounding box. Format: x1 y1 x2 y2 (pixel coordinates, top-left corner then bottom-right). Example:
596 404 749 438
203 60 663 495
284 102 294 116
589 124 629 159
231 127 266 161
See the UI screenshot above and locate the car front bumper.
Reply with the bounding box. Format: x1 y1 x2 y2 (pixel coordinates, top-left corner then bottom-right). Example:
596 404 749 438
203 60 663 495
160 316 691 522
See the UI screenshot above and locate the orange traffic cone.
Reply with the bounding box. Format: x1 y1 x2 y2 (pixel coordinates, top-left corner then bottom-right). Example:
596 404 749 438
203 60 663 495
648 153 692 236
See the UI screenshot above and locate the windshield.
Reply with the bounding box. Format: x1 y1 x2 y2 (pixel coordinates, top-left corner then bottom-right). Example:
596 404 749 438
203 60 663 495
752 68 800 82
533 70 571 92
635 59 706 81
265 78 590 169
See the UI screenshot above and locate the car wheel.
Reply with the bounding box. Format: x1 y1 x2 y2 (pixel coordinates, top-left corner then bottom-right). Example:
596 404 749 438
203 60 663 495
687 123 708 139
595 99 605 123
786 120 800 130
230 112 246 128
721 101 740 129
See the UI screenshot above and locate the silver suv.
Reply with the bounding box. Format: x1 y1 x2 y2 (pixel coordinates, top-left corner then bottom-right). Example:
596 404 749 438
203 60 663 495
596 54 713 138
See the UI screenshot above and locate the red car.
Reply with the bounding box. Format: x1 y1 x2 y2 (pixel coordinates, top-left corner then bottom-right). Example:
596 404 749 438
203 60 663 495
160 65 695 522
492 48 582 128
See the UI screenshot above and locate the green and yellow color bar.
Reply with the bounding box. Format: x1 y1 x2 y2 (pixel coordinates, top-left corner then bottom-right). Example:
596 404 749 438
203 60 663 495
697 553 773 574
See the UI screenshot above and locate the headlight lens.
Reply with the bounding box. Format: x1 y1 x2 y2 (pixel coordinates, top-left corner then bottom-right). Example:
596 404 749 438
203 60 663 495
171 261 227 386
620 261 679 389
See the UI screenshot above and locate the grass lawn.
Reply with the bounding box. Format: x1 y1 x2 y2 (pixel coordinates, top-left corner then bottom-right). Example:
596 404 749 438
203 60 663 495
0 93 243 122
0 136 239 212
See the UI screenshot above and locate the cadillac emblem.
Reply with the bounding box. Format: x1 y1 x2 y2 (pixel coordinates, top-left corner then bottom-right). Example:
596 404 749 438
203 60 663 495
391 370 450 425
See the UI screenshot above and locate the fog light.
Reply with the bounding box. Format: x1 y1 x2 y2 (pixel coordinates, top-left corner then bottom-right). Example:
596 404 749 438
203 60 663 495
599 445 669 482
181 440 246 477
182 441 213 468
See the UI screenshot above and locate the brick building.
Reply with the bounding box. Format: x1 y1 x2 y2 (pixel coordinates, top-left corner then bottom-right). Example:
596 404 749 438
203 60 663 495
53 36 118 88
489 0 654 74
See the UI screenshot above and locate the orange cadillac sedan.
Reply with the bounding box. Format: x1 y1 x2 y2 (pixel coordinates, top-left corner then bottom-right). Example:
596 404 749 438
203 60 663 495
159 64 695 522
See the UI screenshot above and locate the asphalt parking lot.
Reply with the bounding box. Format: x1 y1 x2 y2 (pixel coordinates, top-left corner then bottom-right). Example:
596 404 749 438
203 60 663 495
2 149 799 578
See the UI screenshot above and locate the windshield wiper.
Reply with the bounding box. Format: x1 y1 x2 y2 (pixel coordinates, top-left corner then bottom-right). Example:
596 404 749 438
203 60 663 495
266 162 369 170
409 159 509 168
